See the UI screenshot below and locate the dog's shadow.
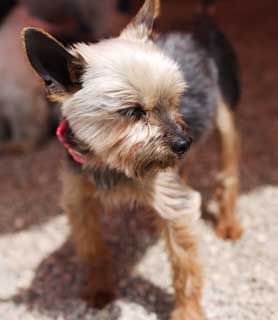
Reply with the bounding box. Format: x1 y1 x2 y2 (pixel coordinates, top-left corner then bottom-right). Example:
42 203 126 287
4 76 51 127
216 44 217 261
11 208 174 320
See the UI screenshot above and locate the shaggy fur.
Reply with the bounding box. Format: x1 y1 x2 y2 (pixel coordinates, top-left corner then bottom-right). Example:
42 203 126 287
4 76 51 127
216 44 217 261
23 0 243 318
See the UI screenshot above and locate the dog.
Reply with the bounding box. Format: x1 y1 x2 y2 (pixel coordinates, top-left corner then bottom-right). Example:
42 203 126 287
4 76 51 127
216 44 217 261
23 0 242 318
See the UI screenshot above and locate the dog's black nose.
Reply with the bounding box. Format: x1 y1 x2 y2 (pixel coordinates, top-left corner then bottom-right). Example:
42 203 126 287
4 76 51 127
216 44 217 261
171 136 192 155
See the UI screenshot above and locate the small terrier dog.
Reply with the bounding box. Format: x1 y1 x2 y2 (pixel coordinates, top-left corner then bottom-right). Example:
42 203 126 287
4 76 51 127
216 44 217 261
23 0 242 318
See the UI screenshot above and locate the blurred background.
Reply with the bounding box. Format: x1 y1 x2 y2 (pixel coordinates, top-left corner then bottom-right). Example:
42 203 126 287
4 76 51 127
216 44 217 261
0 0 277 319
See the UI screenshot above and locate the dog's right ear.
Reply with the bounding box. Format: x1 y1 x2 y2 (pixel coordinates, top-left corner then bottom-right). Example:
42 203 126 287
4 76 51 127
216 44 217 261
120 0 160 41
22 28 85 97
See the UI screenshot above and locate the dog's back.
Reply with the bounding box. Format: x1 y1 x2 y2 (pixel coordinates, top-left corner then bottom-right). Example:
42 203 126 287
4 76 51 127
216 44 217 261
156 2 240 140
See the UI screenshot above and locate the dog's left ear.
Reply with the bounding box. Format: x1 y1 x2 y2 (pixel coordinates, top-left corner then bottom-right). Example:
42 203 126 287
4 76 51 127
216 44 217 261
120 0 160 40
22 28 85 97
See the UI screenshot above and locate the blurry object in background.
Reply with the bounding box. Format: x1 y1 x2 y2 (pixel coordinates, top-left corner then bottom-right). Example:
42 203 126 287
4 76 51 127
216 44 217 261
0 0 17 24
118 0 133 13
198 0 216 14
21 0 130 41
0 6 57 153
0 0 131 154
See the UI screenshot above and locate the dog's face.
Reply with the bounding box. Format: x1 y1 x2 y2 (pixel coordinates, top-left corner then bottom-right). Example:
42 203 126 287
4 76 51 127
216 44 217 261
23 0 192 178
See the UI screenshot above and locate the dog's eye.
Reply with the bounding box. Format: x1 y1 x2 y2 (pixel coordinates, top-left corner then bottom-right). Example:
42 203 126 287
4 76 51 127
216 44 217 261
119 106 146 120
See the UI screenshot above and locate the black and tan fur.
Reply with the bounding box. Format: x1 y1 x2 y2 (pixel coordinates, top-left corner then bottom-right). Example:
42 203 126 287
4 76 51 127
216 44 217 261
22 0 242 318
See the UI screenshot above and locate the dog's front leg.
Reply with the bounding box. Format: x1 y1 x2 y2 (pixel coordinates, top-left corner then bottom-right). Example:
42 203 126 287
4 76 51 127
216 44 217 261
61 169 115 308
149 170 205 320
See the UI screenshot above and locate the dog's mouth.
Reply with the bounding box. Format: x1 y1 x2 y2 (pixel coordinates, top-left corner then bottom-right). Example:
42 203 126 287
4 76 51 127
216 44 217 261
56 120 183 173
56 120 90 164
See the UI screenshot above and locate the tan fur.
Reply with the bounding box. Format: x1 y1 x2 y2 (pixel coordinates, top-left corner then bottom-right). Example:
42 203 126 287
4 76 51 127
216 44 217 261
212 101 243 240
61 164 204 317
24 0 205 315
162 218 204 320
62 38 186 178
149 170 201 220
22 0 242 317
120 0 160 40
61 169 116 307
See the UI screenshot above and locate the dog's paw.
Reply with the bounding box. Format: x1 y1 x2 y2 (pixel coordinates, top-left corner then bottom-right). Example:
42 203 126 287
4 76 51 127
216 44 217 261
214 216 243 240
170 304 205 320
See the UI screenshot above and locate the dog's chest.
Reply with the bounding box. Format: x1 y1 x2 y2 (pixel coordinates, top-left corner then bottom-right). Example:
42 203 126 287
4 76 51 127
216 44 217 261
85 166 133 190
67 154 133 190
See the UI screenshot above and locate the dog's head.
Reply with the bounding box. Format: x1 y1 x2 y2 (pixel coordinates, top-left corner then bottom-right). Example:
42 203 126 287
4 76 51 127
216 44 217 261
23 0 192 178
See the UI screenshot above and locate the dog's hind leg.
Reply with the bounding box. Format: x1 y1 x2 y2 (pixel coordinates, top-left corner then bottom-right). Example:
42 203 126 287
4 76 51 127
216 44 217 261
211 101 243 240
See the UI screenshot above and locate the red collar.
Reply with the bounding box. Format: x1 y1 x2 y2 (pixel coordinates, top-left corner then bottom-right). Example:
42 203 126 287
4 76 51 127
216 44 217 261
56 120 87 165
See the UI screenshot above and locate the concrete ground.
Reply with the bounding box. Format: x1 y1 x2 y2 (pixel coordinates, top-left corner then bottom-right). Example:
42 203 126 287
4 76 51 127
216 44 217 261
1 185 278 319
0 0 277 319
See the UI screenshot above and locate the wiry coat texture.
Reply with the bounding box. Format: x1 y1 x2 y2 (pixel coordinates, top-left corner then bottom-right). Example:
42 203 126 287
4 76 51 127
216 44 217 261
22 0 243 319
156 32 218 140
